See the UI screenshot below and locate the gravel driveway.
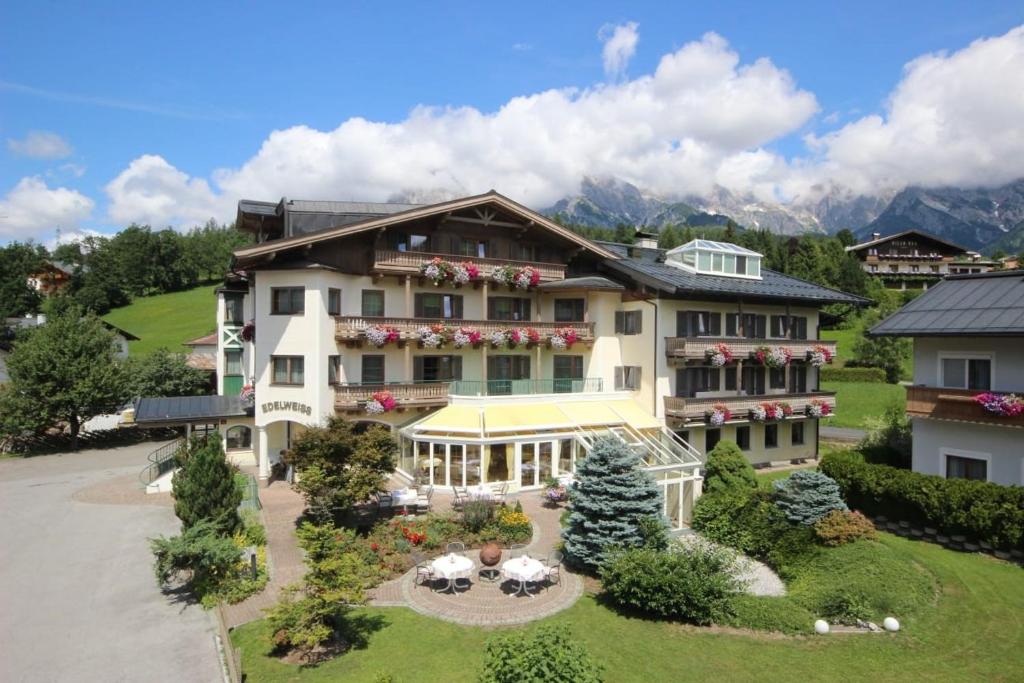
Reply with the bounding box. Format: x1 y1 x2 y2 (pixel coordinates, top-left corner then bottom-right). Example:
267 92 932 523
0 442 223 683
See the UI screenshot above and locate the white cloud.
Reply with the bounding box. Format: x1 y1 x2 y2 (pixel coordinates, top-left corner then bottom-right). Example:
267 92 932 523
599 21 640 79
0 177 94 240
6 130 73 159
105 154 230 227
45 227 104 251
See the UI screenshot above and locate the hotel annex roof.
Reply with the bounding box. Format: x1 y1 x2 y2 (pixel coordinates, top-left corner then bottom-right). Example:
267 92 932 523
870 270 1024 337
407 399 661 437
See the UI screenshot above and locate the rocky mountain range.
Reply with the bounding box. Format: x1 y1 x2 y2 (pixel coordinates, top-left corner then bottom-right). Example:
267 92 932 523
543 176 1024 253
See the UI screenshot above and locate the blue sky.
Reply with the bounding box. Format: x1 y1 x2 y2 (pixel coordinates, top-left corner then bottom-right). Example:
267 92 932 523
2 1 1023 243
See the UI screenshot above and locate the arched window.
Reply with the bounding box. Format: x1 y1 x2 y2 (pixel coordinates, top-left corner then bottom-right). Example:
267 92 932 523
226 425 252 450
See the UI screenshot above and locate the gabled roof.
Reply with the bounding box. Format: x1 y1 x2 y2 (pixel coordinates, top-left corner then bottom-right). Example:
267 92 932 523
232 190 620 263
870 270 1024 337
845 229 969 254
184 333 218 346
605 258 869 306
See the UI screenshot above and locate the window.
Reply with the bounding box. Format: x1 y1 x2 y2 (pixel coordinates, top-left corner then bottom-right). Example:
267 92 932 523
361 355 385 384
614 310 643 335
930 265 940 273
225 350 242 375
271 356 304 385
226 425 252 450
735 426 750 450
911 264 920 273
394 233 429 252
553 356 584 389
941 356 991 390
889 265 899 273
459 239 488 258
328 355 340 384
554 298 585 322
224 294 244 324
676 367 719 397
724 366 737 391
770 315 808 339
488 297 531 321
328 288 341 316
788 365 808 393
675 430 690 445
361 290 385 317
705 428 721 453
741 366 766 396
414 355 463 382
677 311 720 337
270 287 304 315
870 264 878 273
730 313 766 339
510 243 533 260
946 454 987 481
769 367 787 389
764 423 778 449
615 366 642 390
415 293 463 319
791 421 804 445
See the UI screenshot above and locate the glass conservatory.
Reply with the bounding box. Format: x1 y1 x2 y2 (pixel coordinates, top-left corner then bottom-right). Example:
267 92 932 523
666 239 762 279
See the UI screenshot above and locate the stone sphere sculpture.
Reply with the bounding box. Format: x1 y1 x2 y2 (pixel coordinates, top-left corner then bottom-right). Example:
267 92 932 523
479 541 502 567
883 617 900 632
814 619 830 635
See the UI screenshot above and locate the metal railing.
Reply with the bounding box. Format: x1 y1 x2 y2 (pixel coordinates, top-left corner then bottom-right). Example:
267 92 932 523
373 248 567 281
138 438 185 487
335 316 594 343
449 377 603 396
237 473 262 512
664 336 837 361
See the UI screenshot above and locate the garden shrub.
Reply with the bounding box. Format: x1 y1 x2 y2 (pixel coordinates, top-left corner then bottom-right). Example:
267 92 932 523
858 404 912 468
725 595 815 634
150 519 242 596
172 436 242 534
773 470 847 525
599 542 743 625
819 589 871 624
562 436 664 571
479 625 603 683
821 450 1024 551
461 499 494 533
819 366 886 383
637 514 670 551
703 440 757 494
240 509 267 546
496 506 531 541
814 510 877 547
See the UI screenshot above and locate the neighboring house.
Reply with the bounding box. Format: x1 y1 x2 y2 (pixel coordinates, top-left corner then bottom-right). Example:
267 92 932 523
871 271 1024 485
133 191 866 528
26 260 74 296
1 315 137 384
846 230 996 290
999 255 1021 270
184 332 218 373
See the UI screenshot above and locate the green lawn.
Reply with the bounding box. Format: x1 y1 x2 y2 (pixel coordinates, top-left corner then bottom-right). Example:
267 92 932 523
822 381 906 430
232 535 1024 682
821 327 912 379
102 284 219 355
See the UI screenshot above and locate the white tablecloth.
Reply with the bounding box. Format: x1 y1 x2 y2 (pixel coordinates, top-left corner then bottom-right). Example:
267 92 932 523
501 556 545 583
431 554 474 580
389 488 419 507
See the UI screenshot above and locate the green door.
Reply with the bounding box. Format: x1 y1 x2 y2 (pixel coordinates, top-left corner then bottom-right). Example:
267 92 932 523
223 375 243 395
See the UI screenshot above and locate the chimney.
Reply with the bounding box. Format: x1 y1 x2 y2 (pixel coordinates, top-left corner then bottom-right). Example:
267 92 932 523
871 232 881 240
633 229 658 250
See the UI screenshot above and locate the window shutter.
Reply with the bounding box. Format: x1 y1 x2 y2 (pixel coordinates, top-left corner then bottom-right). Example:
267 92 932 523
414 293 425 318
724 367 737 390
413 356 424 382
614 367 624 391
795 317 807 340
710 313 721 336
676 311 688 337
725 314 738 337
488 298 496 320
630 367 641 390
756 315 766 338
615 311 624 333
452 356 463 381
675 368 687 397
770 315 783 337
453 295 463 319
709 368 720 391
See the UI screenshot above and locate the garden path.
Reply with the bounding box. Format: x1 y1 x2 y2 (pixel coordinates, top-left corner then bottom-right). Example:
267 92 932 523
677 535 786 597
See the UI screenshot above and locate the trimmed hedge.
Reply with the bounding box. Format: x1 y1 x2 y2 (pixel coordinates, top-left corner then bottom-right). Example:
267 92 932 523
819 366 887 383
820 450 1024 551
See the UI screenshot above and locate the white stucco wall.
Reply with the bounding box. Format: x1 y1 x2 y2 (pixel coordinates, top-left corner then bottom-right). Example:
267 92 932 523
912 337 1024 391
912 417 1023 485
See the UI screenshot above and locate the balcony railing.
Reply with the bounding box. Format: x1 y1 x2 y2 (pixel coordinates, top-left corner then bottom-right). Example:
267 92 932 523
373 249 566 281
335 316 595 345
335 381 451 412
906 386 1024 428
664 391 837 423
450 378 603 396
665 337 837 362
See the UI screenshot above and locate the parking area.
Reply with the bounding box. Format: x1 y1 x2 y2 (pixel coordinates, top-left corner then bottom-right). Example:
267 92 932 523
0 442 223 683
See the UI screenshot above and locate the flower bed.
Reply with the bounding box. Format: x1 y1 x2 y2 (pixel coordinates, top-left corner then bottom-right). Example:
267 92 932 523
973 392 1024 417
492 264 541 290
754 346 792 368
419 257 480 286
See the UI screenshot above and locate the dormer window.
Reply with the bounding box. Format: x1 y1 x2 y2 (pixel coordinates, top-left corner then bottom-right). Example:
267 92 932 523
665 239 762 279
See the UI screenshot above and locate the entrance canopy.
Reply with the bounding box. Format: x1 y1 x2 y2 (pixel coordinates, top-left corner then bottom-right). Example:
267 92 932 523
405 399 661 438
133 395 250 426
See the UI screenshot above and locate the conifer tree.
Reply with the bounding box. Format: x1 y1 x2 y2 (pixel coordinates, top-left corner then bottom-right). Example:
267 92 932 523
172 436 242 534
562 436 665 571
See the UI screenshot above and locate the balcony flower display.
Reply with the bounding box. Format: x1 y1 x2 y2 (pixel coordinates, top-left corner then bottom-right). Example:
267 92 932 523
452 326 482 349
549 327 579 350
806 399 832 418
806 345 833 368
418 257 480 287
365 390 397 415
492 264 541 290
705 343 734 367
754 345 792 368
365 325 401 347
973 392 1024 417
417 324 452 349
750 401 790 421
705 402 731 426
239 383 255 408
524 327 542 346
488 329 511 348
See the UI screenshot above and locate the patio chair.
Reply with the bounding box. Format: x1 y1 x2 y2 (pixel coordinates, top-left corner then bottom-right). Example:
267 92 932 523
492 482 508 505
451 486 466 511
508 543 527 559
412 551 434 590
543 550 563 589
376 493 394 515
416 486 433 514
446 541 465 555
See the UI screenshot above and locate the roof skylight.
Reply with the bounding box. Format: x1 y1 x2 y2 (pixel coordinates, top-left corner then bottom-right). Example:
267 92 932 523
664 239 763 279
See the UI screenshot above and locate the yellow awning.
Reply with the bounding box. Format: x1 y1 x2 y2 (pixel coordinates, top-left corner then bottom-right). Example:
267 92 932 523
408 399 658 437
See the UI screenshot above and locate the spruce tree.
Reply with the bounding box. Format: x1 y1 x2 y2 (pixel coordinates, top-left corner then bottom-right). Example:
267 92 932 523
172 436 242 534
562 436 665 571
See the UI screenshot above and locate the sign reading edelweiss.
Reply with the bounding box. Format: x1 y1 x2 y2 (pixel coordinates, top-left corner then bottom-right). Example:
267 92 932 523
261 401 313 415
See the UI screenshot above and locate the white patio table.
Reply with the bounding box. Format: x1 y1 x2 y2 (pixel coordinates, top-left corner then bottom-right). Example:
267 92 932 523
465 484 493 500
431 553 474 594
501 556 545 597
389 488 419 515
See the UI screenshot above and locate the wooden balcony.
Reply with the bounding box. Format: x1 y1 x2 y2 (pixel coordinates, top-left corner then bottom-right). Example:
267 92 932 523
334 382 450 413
664 391 837 424
906 386 1024 428
665 337 837 363
335 316 595 346
372 248 566 282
